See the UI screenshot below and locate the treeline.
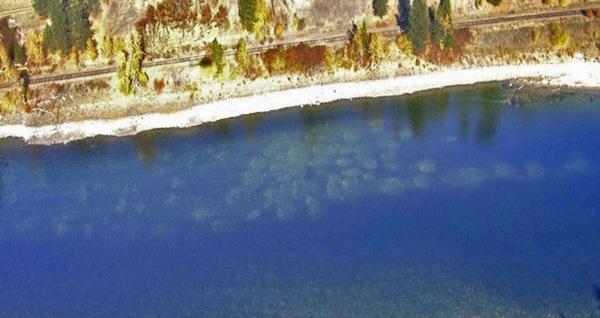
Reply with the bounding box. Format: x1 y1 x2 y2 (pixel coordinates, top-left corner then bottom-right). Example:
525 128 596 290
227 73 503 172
32 0 99 54
0 18 29 112
407 0 454 55
0 17 25 68
373 0 389 17
220 24 384 80
136 0 230 34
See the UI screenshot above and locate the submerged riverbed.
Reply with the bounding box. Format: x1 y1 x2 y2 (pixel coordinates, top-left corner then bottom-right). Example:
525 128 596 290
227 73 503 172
0 83 599 316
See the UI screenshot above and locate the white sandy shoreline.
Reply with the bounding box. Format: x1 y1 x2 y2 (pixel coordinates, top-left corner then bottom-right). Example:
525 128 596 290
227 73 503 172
1 60 600 145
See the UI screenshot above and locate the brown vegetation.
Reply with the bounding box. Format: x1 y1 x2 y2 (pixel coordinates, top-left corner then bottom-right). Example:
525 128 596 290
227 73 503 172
426 29 473 64
262 44 328 75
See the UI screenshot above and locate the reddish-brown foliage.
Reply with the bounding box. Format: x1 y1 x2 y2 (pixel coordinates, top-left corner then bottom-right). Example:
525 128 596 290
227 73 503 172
262 47 285 74
137 0 196 35
200 4 212 25
426 29 473 65
154 78 165 93
583 9 600 18
136 5 156 34
286 44 327 73
214 5 229 27
262 44 327 75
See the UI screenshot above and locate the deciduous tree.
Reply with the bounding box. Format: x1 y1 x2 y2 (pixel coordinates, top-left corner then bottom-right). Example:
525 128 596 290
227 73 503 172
85 37 98 60
117 33 149 95
368 33 385 64
235 38 250 69
25 30 46 66
100 35 114 60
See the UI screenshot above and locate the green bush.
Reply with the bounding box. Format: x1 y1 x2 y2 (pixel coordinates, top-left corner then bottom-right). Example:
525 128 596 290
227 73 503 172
549 23 570 49
373 0 389 17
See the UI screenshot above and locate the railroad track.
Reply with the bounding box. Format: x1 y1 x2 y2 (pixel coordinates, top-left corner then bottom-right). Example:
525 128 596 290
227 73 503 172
0 6 33 17
3 4 600 89
454 5 599 28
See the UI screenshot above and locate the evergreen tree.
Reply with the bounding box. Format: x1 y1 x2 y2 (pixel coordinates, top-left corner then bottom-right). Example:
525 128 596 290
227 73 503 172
408 0 430 55
32 0 50 17
13 44 25 65
372 0 389 17
238 0 258 31
211 38 225 77
40 0 98 54
69 0 93 50
43 0 71 54
432 0 453 49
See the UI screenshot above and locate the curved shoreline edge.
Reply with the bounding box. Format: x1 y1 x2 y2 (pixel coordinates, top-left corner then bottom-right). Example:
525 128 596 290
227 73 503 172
2 60 600 145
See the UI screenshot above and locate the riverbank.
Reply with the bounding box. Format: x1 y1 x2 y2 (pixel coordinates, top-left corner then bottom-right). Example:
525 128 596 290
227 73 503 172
1 59 599 145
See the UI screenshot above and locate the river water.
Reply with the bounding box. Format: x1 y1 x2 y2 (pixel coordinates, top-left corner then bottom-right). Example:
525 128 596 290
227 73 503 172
0 83 599 316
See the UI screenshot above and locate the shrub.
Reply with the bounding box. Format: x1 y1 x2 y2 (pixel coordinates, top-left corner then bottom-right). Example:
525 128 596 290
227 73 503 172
25 30 46 66
85 38 98 61
214 5 230 28
200 3 212 25
98 36 112 60
1 93 18 113
154 79 165 93
368 33 386 64
286 44 327 73
531 28 541 43
262 44 327 75
274 22 285 38
373 0 389 17
549 23 570 49
154 0 196 29
396 35 413 56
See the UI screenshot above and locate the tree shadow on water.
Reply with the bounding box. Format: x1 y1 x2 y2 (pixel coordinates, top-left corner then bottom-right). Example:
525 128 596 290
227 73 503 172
476 85 503 144
133 132 157 168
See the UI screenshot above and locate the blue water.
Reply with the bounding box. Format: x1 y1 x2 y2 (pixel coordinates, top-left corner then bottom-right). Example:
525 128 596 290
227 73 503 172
1 83 600 317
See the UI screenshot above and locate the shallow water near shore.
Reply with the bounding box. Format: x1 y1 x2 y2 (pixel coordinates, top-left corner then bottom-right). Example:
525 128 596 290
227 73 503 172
1 83 600 316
